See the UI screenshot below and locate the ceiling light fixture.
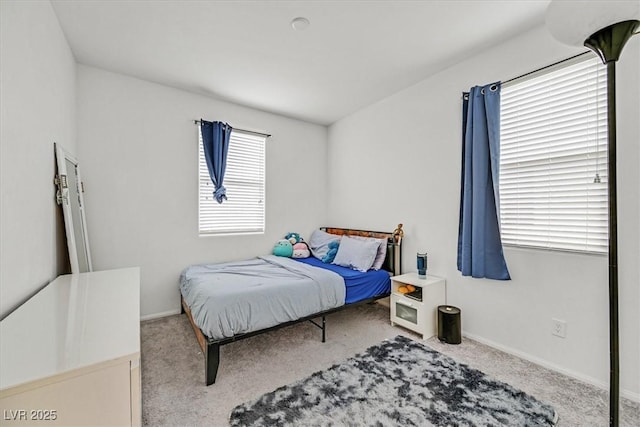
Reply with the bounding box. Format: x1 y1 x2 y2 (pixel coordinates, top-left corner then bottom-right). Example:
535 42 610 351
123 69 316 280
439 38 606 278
290 17 310 31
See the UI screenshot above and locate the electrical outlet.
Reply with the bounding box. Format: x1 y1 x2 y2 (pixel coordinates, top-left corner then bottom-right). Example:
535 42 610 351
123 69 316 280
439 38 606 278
552 318 567 338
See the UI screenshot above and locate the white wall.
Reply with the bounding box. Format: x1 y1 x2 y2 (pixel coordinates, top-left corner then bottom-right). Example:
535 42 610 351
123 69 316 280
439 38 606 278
328 25 640 398
76 65 328 318
0 0 77 318
2 0 637 400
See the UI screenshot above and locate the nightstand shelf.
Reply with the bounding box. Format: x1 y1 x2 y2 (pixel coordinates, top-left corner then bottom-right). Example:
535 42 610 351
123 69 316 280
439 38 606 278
390 273 446 339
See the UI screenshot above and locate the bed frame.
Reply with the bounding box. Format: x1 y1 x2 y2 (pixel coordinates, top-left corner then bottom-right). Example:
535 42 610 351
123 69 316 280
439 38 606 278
181 224 404 385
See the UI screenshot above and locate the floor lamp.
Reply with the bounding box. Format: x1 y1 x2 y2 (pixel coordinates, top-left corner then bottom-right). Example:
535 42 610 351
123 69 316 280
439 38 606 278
545 1 639 426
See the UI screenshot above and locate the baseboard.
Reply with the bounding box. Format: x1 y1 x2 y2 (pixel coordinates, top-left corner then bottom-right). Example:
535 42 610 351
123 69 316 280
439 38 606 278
140 309 182 322
463 331 640 403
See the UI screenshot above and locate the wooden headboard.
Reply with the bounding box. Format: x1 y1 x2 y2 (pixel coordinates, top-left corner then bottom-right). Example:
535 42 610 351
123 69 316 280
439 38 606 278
321 224 403 276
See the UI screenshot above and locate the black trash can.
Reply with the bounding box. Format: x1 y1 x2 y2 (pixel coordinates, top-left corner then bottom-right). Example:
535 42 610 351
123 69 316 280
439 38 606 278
437 305 461 344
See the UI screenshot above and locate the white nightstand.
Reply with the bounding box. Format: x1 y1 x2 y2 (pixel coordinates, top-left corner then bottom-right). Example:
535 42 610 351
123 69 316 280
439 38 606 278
390 273 446 339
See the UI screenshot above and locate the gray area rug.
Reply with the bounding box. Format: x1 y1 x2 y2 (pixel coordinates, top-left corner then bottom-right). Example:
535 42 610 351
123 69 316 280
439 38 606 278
230 335 558 426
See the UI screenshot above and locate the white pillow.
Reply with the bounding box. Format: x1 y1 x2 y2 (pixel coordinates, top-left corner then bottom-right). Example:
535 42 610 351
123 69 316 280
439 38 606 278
352 236 387 270
332 235 380 272
308 229 341 261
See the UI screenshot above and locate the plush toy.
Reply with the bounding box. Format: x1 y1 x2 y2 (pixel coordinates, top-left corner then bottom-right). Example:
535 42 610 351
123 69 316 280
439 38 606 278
292 242 310 258
273 239 293 257
285 232 302 245
322 241 339 263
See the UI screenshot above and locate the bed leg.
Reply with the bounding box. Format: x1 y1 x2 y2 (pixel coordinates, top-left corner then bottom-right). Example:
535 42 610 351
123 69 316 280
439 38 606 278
322 316 326 343
205 342 220 386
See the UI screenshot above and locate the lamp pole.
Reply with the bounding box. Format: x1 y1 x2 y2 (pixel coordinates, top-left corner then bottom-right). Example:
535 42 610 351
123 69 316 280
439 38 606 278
582 19 639 427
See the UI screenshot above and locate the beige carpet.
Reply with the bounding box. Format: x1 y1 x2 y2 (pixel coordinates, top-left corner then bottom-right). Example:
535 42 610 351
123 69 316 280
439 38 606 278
141 303 639 426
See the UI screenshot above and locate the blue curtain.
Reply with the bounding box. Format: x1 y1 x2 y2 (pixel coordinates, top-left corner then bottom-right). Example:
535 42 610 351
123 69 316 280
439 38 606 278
457 83 510 280
200 120 233 203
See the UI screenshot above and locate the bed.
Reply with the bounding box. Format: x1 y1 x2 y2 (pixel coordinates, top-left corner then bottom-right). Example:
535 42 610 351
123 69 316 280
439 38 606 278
180 225 404 385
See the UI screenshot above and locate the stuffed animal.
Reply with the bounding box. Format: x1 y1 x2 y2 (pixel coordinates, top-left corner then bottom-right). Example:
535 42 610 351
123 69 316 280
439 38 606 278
322 241 339 263
285 232 302 245
292 242 310 258
273 239 293 257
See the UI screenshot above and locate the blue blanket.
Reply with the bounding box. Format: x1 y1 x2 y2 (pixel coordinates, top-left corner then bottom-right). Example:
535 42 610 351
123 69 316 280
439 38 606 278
292 257 391 303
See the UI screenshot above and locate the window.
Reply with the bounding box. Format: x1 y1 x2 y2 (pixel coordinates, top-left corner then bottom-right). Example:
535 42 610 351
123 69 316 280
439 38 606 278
499 56 608 253
198 129 266 235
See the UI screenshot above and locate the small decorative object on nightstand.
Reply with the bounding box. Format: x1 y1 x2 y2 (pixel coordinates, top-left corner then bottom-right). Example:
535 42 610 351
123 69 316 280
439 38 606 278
416 253 428 278
390 273 446 339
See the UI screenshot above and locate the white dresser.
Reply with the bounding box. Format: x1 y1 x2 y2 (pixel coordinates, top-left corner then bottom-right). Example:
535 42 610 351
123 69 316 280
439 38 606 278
0 268 140 426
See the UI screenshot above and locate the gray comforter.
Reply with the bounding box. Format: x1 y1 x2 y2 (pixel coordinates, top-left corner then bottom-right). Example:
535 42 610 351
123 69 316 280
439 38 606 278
180 255 346 340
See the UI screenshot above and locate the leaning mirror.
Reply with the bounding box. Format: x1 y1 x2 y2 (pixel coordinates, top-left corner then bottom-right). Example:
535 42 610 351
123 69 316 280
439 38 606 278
54 143 92 273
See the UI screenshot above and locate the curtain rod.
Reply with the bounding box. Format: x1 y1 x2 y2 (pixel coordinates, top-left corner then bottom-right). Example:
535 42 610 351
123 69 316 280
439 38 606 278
194 120 271 138
502 51 590 86
499 30 639 86
461 51 592 98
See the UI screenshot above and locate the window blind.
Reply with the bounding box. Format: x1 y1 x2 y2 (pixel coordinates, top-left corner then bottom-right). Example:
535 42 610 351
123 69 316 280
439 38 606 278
199 129 266 235
499 56 608 253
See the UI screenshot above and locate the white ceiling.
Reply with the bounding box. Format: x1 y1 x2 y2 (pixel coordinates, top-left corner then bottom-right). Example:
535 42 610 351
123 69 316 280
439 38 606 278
51 0 549 125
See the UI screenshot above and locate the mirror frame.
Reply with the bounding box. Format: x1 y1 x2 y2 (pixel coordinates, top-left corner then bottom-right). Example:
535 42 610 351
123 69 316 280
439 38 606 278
54 143 92 273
